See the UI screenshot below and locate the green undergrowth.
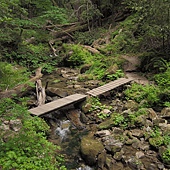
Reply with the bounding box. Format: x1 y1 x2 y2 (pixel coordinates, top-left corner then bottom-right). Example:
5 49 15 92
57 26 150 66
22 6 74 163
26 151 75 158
103 15 139 54
124 66 170 108
110 108 148 129
87 97 112 120
0 98 66 170
62 43 124 81
0 62 30 91
124 83 161 108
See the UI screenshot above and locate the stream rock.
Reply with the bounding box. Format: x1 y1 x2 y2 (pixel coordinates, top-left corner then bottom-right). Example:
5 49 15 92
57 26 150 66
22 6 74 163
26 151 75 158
80 135 104 166
98 119 115 130
147 108 158 120
95 130 111 137
131 129 144 138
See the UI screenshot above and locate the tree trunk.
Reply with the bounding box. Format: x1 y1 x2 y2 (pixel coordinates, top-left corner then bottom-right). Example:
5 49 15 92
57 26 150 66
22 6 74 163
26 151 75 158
35 79 46 106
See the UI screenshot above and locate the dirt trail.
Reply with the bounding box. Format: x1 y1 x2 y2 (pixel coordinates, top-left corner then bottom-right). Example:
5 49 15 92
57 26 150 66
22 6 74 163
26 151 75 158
122 55 149 85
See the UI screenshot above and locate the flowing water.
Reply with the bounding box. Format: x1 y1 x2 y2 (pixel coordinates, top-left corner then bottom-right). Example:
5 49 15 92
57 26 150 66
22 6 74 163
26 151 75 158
42 68 96 169
56 120 71 142
49 114 93 170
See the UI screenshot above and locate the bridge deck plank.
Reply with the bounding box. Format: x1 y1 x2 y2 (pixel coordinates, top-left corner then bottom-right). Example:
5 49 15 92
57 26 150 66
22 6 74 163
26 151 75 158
28 94 87 116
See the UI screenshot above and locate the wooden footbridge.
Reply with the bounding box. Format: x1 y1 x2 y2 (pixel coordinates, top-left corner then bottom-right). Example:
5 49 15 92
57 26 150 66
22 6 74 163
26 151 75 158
28 78 133 116
87 78 133 97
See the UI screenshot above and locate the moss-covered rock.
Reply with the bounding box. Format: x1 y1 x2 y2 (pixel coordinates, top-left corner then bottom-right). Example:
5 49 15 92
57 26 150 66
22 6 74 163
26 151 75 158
80 135 104 166
124 100 139 111
159 146 170 165
149 136 164 148
98 119 115 130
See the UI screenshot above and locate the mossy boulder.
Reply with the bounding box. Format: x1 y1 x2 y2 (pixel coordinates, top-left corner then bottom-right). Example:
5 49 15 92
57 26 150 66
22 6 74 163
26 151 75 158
98 119 115 130
80 135 104 166
124 100 139 111
149 136 164 148
159 146 170 165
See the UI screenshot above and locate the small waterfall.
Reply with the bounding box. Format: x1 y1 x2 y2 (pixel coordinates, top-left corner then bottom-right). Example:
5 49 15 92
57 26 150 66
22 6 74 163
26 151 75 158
56 120 71 141
76 166 94 170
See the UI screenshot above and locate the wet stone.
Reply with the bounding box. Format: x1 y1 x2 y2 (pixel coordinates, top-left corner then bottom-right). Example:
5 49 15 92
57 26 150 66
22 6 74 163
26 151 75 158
112 127 124 135
140 143 150 151
131 138 141 149
97 150 106 169
127 157 144 170
105 140 124 154
147 108 158 120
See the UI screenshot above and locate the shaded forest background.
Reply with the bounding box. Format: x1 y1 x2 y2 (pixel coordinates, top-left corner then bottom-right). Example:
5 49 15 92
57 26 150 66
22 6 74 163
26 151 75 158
0 0 169 74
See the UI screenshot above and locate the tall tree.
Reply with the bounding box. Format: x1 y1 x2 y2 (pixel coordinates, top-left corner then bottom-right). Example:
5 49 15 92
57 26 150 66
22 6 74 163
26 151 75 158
123 0 170 52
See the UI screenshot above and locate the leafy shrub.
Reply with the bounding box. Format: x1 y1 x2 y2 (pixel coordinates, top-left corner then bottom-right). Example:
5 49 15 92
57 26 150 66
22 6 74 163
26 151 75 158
149 136 164 148
148 127 170 149
163 135 170 146
62 44 91 67
39 6 68 24
0 98 66 170
162 147 170 164
73 28 106 45
154 67 170 89
15 43 57 72
154 67 170 105
111 113 125 126
88 97 111 119
124 83 160 107
106 69 124 81
141 55 169 73
87 63 106 80
127 108 148 126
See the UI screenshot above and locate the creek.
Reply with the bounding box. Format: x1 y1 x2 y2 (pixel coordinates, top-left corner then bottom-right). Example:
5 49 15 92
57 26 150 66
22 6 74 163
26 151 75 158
42 67 97 169
49 115 94 169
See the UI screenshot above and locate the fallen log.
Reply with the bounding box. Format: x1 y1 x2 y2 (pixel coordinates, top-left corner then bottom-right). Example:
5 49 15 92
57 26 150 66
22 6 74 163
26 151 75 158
0 67 43 99
50 23 88 38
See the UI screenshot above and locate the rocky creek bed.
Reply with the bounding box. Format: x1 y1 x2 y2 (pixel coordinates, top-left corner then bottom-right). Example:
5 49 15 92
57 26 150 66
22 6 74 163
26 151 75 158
26 67 170 170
